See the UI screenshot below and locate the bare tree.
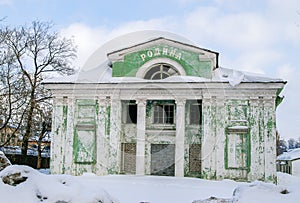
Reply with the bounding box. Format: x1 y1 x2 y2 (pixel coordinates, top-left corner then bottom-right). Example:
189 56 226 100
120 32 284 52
0 30 28 147
0 21 77 158
31 94 52 169
288 138 296 150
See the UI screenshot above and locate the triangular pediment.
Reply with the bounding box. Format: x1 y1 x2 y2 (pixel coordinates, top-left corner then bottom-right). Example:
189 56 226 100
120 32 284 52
107 37 219 79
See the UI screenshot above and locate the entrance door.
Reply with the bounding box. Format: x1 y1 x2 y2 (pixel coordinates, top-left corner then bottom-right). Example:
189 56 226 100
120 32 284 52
151 144 175 176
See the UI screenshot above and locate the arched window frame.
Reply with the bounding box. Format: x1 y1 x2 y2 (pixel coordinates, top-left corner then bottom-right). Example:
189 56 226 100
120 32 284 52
136 58 186 79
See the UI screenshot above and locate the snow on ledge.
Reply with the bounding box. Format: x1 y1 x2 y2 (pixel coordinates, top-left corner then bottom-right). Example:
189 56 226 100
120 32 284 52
44 66 284 86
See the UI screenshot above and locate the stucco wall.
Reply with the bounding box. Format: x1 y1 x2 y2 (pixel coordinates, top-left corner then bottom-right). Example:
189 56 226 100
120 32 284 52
49 84 279 183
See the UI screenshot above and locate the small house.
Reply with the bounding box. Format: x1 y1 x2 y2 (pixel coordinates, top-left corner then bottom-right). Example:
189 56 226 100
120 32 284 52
277 148 300 177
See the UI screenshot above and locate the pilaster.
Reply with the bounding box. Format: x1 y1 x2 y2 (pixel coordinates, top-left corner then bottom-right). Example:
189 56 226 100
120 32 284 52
109 96 121 174
96 97 109 175
64 96 74 174
263 96 277 182
50 96 64 174
201 95 217 179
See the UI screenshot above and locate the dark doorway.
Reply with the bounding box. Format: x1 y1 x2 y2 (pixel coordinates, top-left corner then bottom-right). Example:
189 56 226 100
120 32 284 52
151 144 175 176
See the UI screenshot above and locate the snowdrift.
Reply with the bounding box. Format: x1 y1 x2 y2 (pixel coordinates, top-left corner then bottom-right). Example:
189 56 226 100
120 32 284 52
0 165 300 203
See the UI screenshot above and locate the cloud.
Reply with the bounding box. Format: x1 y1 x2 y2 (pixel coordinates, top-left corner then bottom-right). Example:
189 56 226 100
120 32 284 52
60 2 296 75
58 2 300 139
227 50 282 74
60 17 175 67
183 6 277 51
276 64 294 81
60 23 110 68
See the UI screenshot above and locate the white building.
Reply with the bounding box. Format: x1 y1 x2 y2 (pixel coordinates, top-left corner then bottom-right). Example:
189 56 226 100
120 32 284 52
277 148 300 177
44 31 286 182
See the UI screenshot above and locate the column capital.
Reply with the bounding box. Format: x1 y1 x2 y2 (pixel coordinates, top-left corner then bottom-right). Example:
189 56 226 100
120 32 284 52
249 96 259 106
97 97 107 106
263 97 275 107
175 98 186 106
136 98 147 106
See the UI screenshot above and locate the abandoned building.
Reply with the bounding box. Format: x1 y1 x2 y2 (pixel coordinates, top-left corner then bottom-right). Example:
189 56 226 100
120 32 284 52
44 31 286 182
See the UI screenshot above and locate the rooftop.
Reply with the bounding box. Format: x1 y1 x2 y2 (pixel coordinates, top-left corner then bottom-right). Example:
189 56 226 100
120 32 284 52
277 148 300 161
44 30 285 86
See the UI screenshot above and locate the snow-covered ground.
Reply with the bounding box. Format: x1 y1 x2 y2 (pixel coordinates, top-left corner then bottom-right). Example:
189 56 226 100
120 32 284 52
0 165 300 203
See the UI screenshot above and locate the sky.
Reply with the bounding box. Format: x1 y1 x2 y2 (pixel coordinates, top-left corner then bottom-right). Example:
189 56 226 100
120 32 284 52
0 0 299 140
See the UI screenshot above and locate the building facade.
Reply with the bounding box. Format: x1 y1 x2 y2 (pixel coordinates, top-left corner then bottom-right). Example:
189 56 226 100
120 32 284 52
277 148 300 177
45 31 285 182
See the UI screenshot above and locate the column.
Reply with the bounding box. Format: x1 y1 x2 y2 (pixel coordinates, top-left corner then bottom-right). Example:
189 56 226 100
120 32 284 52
263 96 277 183
64 96 74 174
50 96 64 174
175 99 186 177
109 97 121 174
97 97 108 175
136 99 147 175
201 95 217 179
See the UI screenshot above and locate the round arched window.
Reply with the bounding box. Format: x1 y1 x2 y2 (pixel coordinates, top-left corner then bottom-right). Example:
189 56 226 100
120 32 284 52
144 63 179 80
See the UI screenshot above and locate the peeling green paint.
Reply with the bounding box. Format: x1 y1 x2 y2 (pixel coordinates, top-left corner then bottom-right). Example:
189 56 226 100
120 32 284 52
73 129 96 164
106 105 111 135
112 44 213 78
201 167 217 179
225 100 251 173
62 155 65 174
62 105 68 132
73 99 97 165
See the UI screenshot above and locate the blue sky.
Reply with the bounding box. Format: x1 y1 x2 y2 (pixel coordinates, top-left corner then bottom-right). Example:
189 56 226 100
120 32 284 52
1 0 300 140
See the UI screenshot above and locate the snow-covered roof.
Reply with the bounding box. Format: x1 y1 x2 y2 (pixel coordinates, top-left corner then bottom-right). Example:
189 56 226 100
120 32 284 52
277 148 300 161
45 65 284 86
44 30 285 86
82 30 194 72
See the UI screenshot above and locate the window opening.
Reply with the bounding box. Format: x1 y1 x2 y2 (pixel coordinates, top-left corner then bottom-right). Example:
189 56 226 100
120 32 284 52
124 100 137 124
153 104 174 124
189 100 202 125
144 63 179 80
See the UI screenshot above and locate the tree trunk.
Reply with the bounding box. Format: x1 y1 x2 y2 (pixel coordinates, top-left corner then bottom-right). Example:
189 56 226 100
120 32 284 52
21 90 35 158
37 122 46 169
37 142 42 169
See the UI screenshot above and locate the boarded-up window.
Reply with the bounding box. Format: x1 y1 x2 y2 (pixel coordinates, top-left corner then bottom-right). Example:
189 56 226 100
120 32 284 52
121 143 136 174
74 127 96 163
74 99 97 164
189 144 201 173
226 133 249 169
